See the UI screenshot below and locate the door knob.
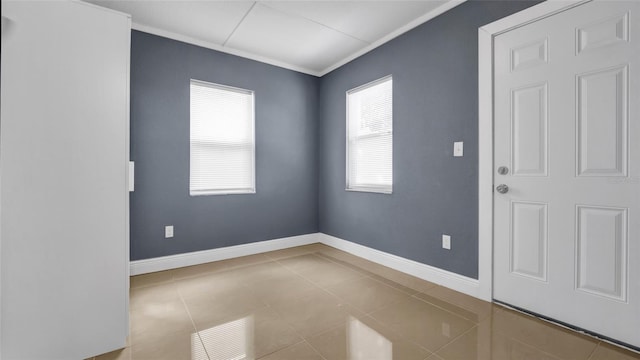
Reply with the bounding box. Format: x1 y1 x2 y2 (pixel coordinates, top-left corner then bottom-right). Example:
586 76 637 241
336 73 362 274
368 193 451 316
496 184 509 194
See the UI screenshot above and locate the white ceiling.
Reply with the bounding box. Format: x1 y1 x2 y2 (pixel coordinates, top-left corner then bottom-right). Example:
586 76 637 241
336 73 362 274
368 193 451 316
84 0 463 76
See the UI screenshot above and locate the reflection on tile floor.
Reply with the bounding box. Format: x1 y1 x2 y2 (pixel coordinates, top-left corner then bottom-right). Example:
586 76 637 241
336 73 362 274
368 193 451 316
90 244 640 360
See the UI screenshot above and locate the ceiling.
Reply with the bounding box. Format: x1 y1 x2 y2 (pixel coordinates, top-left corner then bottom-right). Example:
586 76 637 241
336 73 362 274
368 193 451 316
84 0 463 76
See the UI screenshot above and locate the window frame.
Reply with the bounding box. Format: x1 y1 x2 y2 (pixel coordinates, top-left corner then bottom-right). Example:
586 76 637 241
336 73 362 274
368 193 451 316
189 79 256 196
345 75 393 194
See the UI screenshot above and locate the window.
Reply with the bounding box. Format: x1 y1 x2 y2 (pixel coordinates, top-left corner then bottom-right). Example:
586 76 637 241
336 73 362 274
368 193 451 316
190 80 255 195
346 75 393 193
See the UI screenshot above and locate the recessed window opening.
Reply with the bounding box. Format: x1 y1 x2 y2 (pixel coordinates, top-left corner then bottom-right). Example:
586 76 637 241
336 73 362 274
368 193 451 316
190 80 255 196
346 75 393 194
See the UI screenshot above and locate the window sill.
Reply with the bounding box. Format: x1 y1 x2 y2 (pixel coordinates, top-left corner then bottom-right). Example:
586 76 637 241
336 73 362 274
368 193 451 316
190 189 256 196
345 187 392 195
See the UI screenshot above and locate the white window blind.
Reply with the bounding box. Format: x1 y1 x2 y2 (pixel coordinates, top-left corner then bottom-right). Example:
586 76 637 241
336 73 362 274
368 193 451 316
347 75 393 193
190 80 255 195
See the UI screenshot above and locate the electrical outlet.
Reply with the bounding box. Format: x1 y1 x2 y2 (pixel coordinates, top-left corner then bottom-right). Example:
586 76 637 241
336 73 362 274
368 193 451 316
453 141 464 157
442 234 451 250
165 225 174 238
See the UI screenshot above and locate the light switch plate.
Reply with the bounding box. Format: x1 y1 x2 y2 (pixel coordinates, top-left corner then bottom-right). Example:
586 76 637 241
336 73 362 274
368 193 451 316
454 141 464 157
442 234 451 250
165 225 174 238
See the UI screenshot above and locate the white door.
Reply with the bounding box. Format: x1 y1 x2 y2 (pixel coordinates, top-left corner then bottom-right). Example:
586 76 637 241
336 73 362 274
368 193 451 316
493 0 640 348
1 1 130 358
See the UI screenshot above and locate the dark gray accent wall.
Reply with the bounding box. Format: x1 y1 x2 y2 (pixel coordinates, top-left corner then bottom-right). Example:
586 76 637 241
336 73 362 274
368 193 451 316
318 0 541 278
131 1 541 274
130 31 319 260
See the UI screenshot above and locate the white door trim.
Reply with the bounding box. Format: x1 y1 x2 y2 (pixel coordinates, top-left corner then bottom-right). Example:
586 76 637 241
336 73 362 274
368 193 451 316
477 0 591 302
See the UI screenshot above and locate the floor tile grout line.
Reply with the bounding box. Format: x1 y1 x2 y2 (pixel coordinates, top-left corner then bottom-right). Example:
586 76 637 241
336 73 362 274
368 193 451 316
359 308 437 356
255 339 326 360
309 269 410 313
262 243 328 261
263 302 310 341
272 258 330 292
248 256 340 342
176 277 212 360
254 339 304 359
168 254 275 282
271 254 352 292
362 293 414 316
170 249 462 358
306 312 425 353
129 252 320 359
129 245 635 359
508 336 574 360
262 301 330 357
260 274 378 348
585 341 602 360
304 322 345 341
430 322 480 356
314 251 437 296
409 292 480 325
275 251 416 298
313 251 384 279
264 280 348 338
275 251 340 269
301 336 330 360
171 263 269 286
330 258 427 296
303 252 372 277
363 273 423 296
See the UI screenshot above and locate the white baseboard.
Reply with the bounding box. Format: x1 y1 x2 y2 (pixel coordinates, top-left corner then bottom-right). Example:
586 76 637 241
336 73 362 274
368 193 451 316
130 233 319 275
129 232 487 301
317 233 487 301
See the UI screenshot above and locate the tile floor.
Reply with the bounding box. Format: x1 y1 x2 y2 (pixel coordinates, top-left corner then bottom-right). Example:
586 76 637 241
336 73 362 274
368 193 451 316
90 244 640 360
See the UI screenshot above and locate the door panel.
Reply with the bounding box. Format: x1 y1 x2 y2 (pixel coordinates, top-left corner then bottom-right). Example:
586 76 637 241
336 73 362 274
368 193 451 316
576 205 627 301
576 65 628 176
511 38 549 72
576 12 629 53
493 0 639 347
510 201 548 281
511 83 548 176
1 1 130 358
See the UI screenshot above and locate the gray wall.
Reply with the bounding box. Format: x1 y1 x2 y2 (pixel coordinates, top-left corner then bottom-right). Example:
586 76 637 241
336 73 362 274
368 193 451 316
130 31 319 260
318 0 541 278
130 1 541 275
